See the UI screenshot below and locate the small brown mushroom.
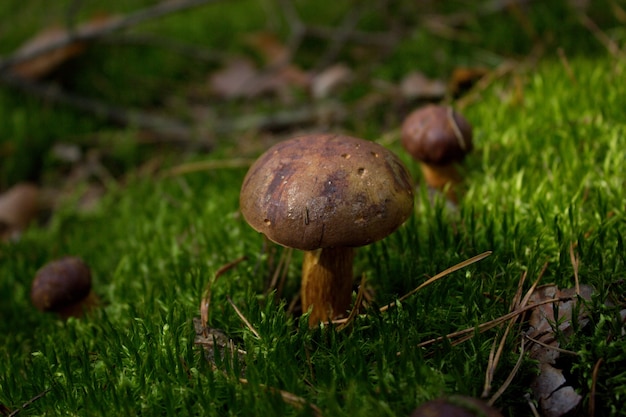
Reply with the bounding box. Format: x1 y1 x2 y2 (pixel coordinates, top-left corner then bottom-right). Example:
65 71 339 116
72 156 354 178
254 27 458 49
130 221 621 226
401 104 473 203
30 256 98 319
410 396 503 417
240 133 414 326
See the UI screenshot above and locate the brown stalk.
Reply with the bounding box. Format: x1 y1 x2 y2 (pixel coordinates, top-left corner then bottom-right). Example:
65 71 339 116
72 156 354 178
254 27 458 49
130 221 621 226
301 247 354 326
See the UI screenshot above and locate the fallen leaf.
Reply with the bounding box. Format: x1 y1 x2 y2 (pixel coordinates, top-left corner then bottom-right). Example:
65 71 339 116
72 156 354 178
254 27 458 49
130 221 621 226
0 183 40 241
399 71 446 100
526 284 593 417
527 284 593 364
10 14 122 80
208 56 309 100
244 31 290 66
448 67 489 97
531 363 582 417
311 64 352 99
209 57 258 99
10 26 87 80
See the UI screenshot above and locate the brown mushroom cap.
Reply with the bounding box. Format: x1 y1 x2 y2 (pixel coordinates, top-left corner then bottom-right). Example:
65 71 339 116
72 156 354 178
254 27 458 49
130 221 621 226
410 396 503 417
240 134 414 251
401 104 473 165
30 256 92 312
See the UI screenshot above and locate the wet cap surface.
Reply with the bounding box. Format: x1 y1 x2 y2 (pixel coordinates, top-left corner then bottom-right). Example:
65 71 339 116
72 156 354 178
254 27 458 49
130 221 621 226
240 134 414 251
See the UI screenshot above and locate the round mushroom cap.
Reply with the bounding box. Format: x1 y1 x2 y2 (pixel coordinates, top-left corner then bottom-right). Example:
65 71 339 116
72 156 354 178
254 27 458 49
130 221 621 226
410 396 503 417
240 134 414 251
31 257 92 312
401 104 473 165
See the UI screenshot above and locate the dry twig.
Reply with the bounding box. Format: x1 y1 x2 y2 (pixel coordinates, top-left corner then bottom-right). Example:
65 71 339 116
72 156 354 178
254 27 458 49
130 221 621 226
7 389 51 417
0 0 224 71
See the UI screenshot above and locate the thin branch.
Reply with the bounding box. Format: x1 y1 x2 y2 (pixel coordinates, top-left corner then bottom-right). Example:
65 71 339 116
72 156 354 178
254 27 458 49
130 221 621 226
578 13 626 59
0 72 204 143
164 158 255 177
7 389 51 417
0 0 227 72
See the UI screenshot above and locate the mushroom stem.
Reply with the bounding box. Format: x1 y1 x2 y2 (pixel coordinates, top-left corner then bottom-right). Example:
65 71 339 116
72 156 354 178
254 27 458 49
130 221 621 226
301 247 354 326
420 163 462 204
56 290 100 319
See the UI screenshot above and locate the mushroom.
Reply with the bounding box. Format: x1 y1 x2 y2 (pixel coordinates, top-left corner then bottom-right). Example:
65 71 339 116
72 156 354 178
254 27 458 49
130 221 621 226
401 104 473 203
410 396 503 417
30 256 98 319
240 133 414 326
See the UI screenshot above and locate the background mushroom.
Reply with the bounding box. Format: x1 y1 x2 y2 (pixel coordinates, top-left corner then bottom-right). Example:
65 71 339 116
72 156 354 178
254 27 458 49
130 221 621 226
410 396 503 417
401 104 473 203
30 256 99 319
240 133 414 325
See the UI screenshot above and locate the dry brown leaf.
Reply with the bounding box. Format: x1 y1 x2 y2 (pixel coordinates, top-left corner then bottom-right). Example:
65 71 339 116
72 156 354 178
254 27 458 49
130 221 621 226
448 67 489 97
0 183 40 241
527 284 593 364
10 26 87 80
526 284 592 417
531 363 582 417
399 71 446 100
244 31 290 66
311 64 352 99
208 56 309 100
10 14 122 80
208 57 258 99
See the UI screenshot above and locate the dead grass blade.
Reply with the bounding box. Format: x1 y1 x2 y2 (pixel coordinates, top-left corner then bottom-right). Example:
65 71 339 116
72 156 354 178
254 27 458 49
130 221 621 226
569 242 581 295
336 274 367 332
487 336 526 406
238 377 323 417
523 334 578 356
589 358 604 417
227 296 261 339
163 158 255 177
331 251 492 326
380 251 493 313
482 262 548 398
266 247 293 299
417 297 563 348
200 256 247 333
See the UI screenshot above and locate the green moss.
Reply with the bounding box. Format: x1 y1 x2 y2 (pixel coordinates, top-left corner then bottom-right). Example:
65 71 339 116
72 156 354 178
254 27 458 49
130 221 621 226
1 1 626 416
